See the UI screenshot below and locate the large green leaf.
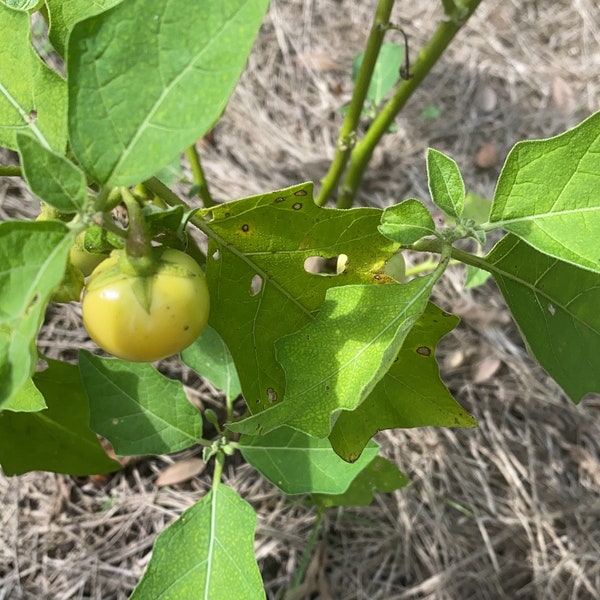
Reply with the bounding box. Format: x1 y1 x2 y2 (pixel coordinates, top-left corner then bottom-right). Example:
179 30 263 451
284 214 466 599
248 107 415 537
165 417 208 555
229 275 436 439
205 183 398 415
486 234 600 402
313 456 409 508
329 302 476 461
131 484 264 600
239 426 379 495
68 0 269 185
0 359 119 476
487 110 600 273
181 325 241 402
45 0 123 57
0 220 72 409
79 351 203 456
0 4 67 152
17 132 87 213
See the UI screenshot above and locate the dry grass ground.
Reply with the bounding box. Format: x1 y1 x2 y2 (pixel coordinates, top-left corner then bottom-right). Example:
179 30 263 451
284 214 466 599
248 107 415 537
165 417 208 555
1 1 600 598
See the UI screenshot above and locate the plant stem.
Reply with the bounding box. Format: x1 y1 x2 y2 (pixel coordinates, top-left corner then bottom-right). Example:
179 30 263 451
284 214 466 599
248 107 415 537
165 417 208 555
287 508 325 599
0 165 22 177
315 0 396 207
411 237 493 272
336 0 483 208
185 145 215 208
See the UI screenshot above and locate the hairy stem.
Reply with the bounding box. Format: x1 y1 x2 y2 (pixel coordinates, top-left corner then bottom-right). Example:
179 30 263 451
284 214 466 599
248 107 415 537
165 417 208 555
185 144 215 208
336 0 483 208
315 0 396 206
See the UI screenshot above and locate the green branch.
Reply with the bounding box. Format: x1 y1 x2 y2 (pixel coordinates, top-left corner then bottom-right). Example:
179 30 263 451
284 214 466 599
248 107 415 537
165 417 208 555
185 144 215 208
0 165 22 177
315 0 396 206
336 0 483 208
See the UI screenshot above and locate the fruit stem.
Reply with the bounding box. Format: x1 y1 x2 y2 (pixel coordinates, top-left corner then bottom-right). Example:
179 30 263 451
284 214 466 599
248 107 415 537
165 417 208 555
120 187 155 276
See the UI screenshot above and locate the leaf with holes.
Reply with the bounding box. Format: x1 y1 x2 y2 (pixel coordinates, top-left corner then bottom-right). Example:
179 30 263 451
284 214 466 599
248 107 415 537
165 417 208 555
229 275 437 439
0 4 67 152
487 110 600 273
486 234 600 402
205 183 398 414
68 0 268 185
329 302 476 461
79 351 203 456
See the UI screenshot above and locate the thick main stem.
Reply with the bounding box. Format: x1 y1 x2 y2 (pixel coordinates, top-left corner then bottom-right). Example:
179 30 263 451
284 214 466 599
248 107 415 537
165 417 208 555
336 0 483 208
315 0 396 206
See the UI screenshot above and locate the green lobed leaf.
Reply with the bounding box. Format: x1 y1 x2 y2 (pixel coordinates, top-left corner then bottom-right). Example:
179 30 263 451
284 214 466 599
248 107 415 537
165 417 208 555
488 110 600 273
181 325 241 402
205 183 397 414
79 351 203 456
130 484 264 600
0 4 67 151
0 220 72 409
486 234 600 402
312 456 409 508
45 0 123 57
0 359 119 476
329 302 476 461
2 377 45 412
378 199 437 245
17 132 87 213
239 426 379 495
229 275 437 439
353 43 404 106
67 0 269 185
427 148 465 219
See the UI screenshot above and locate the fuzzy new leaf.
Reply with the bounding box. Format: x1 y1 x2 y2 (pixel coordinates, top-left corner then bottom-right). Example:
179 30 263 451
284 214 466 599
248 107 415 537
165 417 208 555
378 199 437 245
427 148 465 219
